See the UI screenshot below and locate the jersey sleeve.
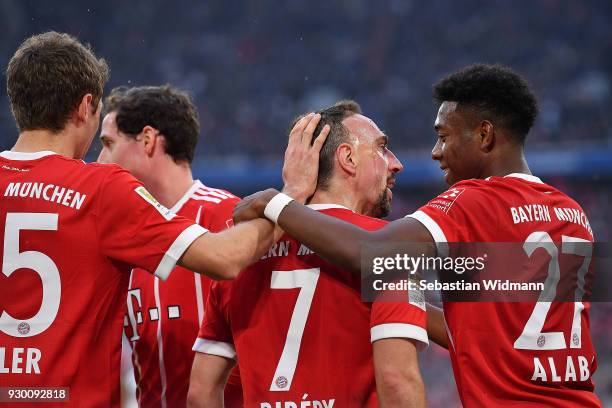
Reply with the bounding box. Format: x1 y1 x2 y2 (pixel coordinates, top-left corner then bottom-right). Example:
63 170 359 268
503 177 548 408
405 182 489 255
94 166 207 280
193 281 236 359
370 300 428 350
204 195 240 232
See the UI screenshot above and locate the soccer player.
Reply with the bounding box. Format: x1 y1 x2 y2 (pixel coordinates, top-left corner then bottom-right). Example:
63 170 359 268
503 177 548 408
0 32 296 407
97 85 242 407
235 65 602 407
188 101 428 408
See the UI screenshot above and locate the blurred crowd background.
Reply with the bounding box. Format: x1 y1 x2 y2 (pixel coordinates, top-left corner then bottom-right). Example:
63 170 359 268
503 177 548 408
1 0 611 406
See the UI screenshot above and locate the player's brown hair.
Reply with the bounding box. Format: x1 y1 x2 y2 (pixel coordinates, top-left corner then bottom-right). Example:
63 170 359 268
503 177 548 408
6 31 109 132
291 100 362 191
104 85 200 164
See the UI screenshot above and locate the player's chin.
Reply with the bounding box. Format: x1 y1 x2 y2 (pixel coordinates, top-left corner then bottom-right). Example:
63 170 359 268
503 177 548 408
375 190 391 218
444 170 455 185
386 187 393 201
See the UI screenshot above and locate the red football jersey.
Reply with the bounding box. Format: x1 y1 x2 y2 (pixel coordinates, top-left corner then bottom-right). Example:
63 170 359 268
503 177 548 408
195 205 428 407
408 173 601 407
0 151 206 407
124 181 242 407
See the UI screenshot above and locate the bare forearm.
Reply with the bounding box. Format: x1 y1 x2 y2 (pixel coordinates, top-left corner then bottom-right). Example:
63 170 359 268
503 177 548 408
377 375 426 408
180 218 275 279
373 339 426 408
186 389 223 408
426 303 449 349
187 354 233 408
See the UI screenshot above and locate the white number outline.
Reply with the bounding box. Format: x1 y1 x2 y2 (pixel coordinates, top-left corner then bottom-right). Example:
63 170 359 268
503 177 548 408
1 213 61 337
269 268 320 392
514 232 592 350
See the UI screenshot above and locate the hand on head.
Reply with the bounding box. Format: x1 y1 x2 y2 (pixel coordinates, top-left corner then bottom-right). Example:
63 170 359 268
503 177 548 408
281 113 330 202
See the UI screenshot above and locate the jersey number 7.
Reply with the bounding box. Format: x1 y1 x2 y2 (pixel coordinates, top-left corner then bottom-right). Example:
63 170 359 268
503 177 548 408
269 268 320 392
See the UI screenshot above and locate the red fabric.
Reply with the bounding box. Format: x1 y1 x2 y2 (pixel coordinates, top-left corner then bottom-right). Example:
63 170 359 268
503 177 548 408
124 182 243 408
196 207 427 407
0 153 200 407
414 175 600 407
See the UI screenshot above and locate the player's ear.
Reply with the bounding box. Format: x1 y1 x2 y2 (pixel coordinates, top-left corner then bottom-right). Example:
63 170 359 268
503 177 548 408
479 120 495 153
141 125 158 156
336 142 357 176
75 93 94 123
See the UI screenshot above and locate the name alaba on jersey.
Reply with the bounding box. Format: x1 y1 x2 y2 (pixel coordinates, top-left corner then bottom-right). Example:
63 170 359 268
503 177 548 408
407 173 600 408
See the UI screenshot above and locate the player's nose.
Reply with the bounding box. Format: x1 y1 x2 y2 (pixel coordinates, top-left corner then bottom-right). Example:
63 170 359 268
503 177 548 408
388 149 404 174
431 140 443 161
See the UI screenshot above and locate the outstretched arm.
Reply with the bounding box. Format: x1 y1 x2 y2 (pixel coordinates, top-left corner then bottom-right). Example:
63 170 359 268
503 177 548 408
179 113 331 280
178 218 274 280
236 189 435 276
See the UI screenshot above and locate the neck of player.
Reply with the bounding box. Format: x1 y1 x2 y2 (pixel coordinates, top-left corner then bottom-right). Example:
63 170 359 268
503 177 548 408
309 181 367 215
480 144 532 179
141 161 195 209
12 129 85 159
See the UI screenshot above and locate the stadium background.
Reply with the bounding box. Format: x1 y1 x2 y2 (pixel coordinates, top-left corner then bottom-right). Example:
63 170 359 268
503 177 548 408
1 0 610 406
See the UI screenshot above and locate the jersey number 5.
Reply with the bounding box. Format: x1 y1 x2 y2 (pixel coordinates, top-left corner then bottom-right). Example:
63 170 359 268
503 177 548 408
269 268 320 392
0 213 60 337
514 231 592 350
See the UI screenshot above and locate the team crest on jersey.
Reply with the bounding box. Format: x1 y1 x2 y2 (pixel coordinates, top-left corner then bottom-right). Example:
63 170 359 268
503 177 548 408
426 188 465 213
134 186 175 221
275 376 288 389
537 335 546 347
17 322 30 335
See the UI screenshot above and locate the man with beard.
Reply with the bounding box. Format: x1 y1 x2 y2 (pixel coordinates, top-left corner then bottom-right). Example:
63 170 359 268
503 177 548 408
187 101 428 407
234 64 601 407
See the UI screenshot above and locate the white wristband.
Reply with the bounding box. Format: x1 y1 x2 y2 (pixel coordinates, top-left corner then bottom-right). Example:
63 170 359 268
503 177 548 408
264 193 294 223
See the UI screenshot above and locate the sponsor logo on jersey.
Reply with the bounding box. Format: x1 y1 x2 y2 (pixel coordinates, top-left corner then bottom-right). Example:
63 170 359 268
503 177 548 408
427 188 465 213
134 186 175 221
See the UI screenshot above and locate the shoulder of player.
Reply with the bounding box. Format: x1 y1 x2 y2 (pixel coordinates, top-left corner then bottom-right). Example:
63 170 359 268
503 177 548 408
433 179 491 201
85 161 131 176
314 207 388 230
424 179 504 216
69 162 138 187
189 183 240 207
445 178 516 199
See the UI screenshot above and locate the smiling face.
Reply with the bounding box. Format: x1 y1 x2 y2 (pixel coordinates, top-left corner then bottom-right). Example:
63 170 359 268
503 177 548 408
343 114 403 218
432 101 484 185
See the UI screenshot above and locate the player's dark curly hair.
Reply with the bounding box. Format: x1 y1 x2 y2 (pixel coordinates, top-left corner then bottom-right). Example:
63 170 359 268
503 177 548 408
433 64 538 144
290 100 361 191
104 85 200 163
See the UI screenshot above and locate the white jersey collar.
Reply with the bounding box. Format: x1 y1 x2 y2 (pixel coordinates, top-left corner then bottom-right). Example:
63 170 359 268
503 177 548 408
0 150 58 160
503 173 543 184
307 203 351 211
170 180 204 213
